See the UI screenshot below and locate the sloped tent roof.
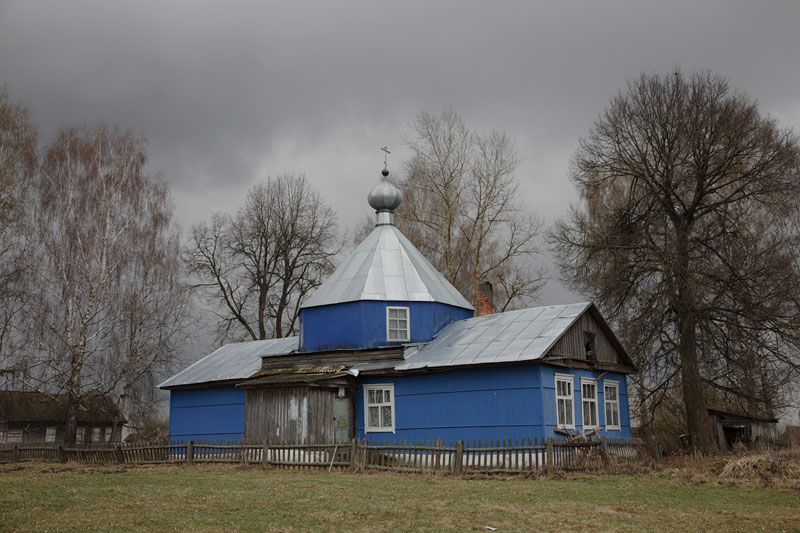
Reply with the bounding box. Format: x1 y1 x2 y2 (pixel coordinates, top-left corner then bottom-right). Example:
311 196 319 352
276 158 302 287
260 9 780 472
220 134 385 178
158 337 299 389
0 391 124 424
301 224 473 310
394 302 634 371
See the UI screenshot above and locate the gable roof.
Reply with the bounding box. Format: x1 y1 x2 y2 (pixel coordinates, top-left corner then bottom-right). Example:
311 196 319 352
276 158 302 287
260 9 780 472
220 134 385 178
301 224 473 310
0 391 123 424
395 302 633 371
159 337 298 389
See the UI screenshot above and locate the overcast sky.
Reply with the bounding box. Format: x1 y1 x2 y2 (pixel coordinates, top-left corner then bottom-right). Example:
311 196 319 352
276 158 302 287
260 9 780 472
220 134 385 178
2 0 799 306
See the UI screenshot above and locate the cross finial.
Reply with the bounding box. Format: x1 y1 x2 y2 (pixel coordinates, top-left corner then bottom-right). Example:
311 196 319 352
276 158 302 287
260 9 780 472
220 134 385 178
381 146 391 170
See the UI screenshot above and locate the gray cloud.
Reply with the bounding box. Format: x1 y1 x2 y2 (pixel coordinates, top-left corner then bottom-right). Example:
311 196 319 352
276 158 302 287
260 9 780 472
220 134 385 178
2 0 798 304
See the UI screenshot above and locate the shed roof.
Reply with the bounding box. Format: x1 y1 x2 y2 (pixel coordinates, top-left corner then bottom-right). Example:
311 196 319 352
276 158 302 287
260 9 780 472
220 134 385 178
0 391 123 424
301 223 473 310
159 337 298 389
396 302 631 370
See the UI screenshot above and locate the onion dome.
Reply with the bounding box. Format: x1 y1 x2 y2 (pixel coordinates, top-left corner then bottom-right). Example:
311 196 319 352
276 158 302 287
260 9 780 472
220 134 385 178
367 169 403 213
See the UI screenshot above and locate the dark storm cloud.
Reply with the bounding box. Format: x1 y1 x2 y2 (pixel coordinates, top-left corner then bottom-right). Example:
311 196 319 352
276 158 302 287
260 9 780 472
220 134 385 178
1 0 799 301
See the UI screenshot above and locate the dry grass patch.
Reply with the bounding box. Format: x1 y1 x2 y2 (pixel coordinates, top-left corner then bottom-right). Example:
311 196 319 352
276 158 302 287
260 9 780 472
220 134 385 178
1 461 798 532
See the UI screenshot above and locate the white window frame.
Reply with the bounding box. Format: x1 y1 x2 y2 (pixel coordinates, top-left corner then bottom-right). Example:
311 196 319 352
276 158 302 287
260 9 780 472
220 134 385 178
386 306 410 343
364 384 395 433
604 380 621 431
581 378 599 429
7 428 23 443
554 374 575 430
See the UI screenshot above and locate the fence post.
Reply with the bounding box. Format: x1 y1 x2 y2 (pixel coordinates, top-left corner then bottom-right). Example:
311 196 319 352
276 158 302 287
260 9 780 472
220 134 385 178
186 440 194 466
454 441 463 475
11 444 19 462
545 437 554 476
600 437 610 466
350 439 357 472
262 443 270 468
115 443 124 464
240 442 246 465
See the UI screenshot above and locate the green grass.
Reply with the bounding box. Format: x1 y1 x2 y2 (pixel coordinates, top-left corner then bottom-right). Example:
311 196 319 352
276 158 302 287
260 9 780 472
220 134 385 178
1 463 798 532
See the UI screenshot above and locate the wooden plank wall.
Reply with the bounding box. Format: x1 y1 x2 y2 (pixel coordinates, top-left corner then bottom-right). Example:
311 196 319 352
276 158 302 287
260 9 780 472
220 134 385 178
546 312 618 363
245 387 336 445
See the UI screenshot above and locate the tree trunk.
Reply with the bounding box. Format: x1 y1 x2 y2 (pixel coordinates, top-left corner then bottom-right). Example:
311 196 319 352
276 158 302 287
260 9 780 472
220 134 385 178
675 229 715 453
63 394 79 446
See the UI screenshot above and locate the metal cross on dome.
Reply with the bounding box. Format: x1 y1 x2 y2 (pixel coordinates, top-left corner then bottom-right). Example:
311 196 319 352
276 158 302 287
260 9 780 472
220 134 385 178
381 146 390 170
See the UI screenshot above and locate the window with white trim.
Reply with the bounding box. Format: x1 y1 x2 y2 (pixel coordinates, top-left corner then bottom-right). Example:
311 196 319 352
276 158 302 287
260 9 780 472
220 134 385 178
555 374 575 429
386 307 410 342
7 428 22 443
604 381 621 430
45 426 57 442
364 384 395 433
581 378 599 428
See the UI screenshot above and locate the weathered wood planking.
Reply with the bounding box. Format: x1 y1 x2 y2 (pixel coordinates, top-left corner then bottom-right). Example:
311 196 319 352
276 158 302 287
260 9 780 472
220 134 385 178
547 312 619 363
245 387 340 445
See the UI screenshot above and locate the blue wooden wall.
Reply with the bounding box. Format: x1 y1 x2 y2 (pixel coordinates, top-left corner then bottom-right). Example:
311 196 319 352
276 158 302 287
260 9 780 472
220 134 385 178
356 364 630 443
300 300 473 352
168 386 246 441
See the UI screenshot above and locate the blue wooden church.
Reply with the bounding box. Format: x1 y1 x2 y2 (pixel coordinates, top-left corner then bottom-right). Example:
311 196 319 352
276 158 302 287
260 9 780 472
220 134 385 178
160 168 635 444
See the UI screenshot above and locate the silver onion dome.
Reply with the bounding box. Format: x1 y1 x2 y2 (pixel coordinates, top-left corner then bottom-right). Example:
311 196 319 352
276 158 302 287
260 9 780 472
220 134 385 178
367 169 403 213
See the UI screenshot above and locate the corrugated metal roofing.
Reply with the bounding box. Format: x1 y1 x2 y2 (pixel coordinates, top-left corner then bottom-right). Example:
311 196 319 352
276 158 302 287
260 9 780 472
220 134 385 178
158 337 298 388
301 224 473 310
395 303 591 370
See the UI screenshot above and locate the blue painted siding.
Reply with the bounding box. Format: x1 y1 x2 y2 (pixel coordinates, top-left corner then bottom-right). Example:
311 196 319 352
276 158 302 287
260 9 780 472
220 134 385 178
168 386 246 441
300 300 472 352
538 365 631 439
356 364 631 443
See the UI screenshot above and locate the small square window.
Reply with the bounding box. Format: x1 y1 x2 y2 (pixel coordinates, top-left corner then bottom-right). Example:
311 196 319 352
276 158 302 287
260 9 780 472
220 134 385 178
364 384 395 433
386 307 410 342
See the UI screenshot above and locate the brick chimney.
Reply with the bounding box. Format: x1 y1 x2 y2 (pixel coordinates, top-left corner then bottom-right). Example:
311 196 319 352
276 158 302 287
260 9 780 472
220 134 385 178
477 281 494 316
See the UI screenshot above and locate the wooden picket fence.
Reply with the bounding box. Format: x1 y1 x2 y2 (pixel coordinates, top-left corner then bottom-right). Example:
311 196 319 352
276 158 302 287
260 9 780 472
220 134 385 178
0 436 648 475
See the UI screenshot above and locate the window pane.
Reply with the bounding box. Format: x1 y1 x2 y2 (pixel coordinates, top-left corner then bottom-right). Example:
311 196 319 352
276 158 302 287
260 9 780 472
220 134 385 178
381 406 392 428
388 329 399 340
384 390 391 402
368 390 376 404
369 406 379 427
558 400 565 425
389 308 398 318
565 400 573 425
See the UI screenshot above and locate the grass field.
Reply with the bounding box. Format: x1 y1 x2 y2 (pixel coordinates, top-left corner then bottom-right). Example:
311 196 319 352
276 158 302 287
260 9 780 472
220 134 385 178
1 461 798 532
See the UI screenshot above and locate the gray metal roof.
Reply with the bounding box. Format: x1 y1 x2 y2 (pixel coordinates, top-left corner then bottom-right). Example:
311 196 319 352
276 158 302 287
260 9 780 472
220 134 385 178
395 303 591 370
301 223 473 310
158 337 298 388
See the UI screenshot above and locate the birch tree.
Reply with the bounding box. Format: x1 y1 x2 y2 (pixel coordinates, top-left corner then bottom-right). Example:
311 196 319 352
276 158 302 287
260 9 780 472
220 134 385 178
184 174 342 341
0 87 37 382
552 71 800 451
399 109 544 312
25 125 189 443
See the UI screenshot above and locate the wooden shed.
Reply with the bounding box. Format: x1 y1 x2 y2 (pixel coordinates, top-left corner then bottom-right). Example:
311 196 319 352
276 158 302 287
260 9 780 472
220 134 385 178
707 408 779 451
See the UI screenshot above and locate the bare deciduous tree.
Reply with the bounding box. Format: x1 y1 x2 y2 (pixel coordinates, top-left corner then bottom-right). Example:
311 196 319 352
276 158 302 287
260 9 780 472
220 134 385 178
0 87 37 382
184 174 342 341
399 109 545 311
24 125 189 444
552 71 800 451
